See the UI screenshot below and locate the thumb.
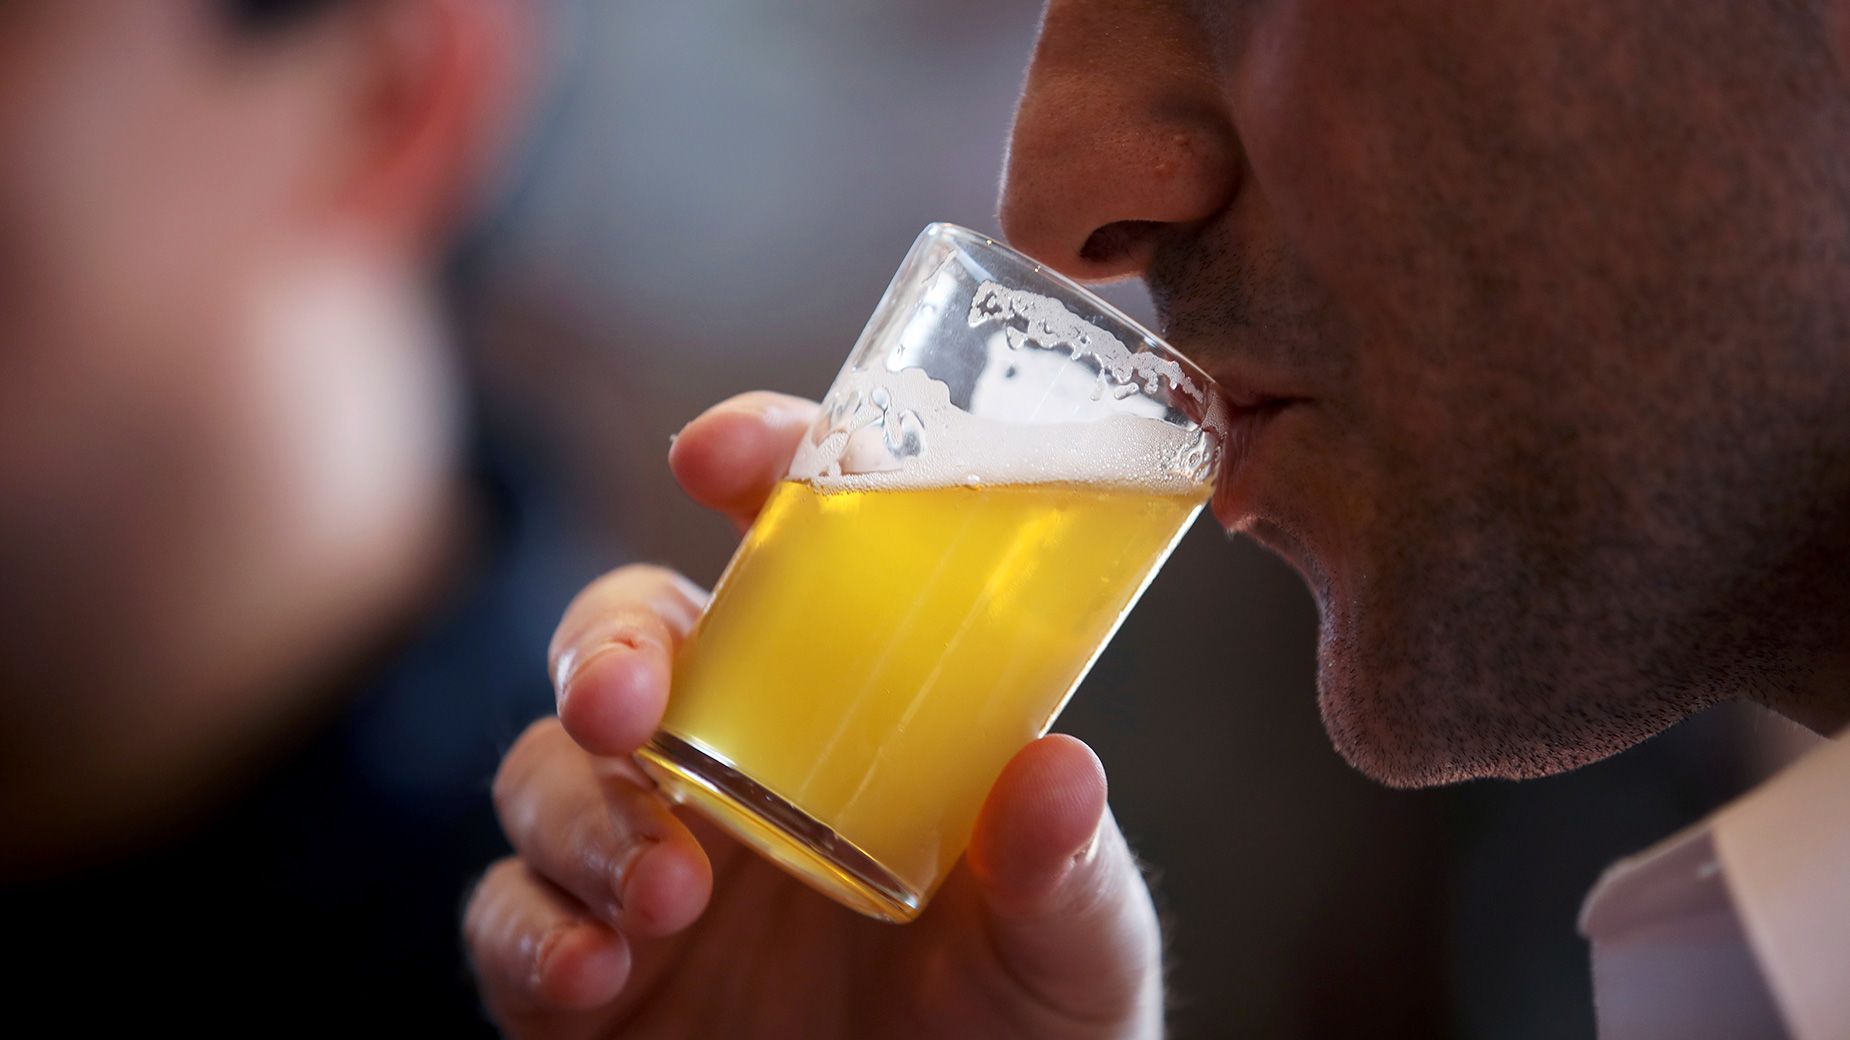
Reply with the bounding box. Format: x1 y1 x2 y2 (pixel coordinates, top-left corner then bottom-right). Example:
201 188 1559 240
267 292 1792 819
964 735 1165 1035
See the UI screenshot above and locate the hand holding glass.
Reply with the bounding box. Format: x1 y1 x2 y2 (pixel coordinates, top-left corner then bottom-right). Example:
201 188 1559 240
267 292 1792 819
635 224 1227 922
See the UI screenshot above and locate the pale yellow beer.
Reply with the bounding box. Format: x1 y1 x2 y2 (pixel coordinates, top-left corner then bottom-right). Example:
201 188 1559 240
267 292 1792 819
634 223 1227 921
637 477 1206 917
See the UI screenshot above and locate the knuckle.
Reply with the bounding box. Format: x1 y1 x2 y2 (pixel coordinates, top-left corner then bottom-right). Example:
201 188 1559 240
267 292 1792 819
590 563 678 606
553 565 683 653
614 561 679 585
727 389 817 418
602 566 696 622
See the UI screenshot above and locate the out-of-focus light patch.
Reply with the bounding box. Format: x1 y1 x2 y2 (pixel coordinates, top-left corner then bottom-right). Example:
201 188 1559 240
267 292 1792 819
222 247 463 645
492 1 1042 356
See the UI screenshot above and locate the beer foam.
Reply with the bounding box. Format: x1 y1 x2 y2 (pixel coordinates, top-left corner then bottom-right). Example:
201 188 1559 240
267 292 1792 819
790 280 1225 494
967 281 1213 421
790 366 1216 496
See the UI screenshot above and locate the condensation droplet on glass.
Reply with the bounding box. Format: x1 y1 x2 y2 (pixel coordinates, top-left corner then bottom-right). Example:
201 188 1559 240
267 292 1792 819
870 386 892 412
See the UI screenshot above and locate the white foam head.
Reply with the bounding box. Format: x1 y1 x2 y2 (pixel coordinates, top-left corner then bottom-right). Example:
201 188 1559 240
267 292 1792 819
789 367 1216 496
790 278 1224 495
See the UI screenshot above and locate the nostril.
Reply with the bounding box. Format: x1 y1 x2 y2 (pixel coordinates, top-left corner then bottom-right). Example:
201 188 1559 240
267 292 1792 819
1078 219 1163 268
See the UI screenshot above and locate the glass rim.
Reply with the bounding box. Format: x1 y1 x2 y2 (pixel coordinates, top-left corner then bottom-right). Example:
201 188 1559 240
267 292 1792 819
921 222 1223 402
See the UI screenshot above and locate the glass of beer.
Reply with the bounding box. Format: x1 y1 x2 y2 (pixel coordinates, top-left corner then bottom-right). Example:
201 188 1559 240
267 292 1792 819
635 223 1227 922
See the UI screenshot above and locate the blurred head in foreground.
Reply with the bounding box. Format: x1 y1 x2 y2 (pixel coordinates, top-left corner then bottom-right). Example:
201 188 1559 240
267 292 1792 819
1002 0 1850 785
0 0 533 867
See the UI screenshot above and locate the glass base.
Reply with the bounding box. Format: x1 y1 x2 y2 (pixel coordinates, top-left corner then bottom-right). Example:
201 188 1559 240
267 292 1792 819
634 732 922 923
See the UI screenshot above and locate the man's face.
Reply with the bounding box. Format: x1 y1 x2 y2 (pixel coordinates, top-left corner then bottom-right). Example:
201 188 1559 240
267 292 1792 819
0 1 460 719
0 3 318 682
1003 0 1850 784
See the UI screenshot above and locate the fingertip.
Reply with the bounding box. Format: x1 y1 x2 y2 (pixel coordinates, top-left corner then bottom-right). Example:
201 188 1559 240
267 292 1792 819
956 741 1162 1029
670 406 773 510
558 643 669 758
669 394 816 515
533 921 630 1011
967 735 1109 903
620 838 713 939
993 734 1110 850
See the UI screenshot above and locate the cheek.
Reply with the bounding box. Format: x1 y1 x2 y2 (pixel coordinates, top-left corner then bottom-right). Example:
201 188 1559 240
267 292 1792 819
0 2 294 364
0 155 261 626
1240 9 1378 278
0 16 280 499
1233 3 1517 538
1237 1 1472 344
0 145 243 497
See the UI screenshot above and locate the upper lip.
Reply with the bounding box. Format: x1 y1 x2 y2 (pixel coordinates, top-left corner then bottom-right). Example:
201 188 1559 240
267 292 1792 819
1197 357 1309 415
1158 298 1315 413
1184 354 1309 530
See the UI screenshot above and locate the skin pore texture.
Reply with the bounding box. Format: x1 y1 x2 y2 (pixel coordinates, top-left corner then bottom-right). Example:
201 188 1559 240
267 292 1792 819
1005 0 1850 786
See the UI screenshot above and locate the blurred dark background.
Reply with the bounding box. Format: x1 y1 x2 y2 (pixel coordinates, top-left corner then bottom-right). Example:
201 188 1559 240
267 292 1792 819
0 0 1820 1035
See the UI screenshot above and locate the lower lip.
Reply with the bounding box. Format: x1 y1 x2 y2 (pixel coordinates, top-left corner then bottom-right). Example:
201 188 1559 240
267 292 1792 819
1210 401 1297 529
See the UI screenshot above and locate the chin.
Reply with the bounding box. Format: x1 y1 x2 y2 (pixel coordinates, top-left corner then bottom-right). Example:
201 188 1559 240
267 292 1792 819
1310 618 1703 790
1247 508 1714 787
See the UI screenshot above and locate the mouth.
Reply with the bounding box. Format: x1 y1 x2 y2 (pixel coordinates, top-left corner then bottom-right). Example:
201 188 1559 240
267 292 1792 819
1203 369 1306 531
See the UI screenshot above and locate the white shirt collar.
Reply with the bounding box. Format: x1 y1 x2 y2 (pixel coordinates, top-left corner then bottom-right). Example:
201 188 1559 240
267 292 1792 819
1581 728 1850 1039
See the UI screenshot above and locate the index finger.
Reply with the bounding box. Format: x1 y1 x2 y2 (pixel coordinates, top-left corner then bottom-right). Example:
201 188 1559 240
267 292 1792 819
668 391 819 531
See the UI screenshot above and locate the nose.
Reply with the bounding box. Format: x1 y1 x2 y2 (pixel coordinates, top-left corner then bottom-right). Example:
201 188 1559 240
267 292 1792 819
999 0 1241 282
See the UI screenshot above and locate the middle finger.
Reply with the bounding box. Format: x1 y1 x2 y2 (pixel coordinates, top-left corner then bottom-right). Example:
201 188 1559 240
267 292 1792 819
493 718 714 939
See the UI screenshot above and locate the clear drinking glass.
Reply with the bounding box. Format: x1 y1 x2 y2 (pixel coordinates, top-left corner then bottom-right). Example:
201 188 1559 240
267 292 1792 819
635 223 1227 922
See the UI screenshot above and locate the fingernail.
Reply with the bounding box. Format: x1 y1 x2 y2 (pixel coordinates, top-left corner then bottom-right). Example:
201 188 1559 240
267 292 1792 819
530 921 574 991
551 643 582 694
552 642 619 701
611 836 659 918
